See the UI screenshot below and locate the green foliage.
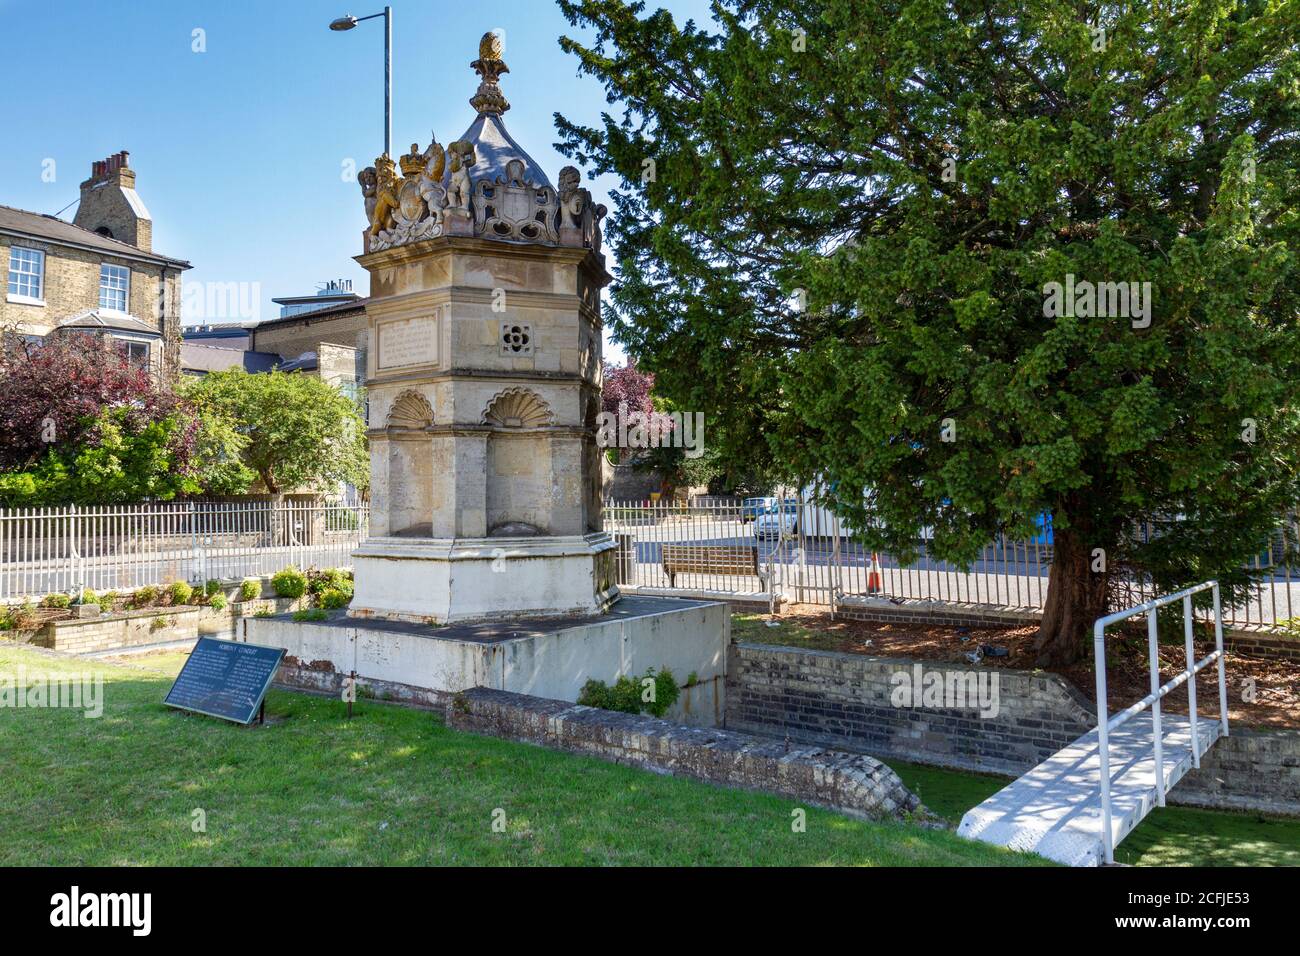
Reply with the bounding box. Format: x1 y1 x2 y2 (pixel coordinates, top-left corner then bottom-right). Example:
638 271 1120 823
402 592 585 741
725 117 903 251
209 594 228 612
79 589 99 607
0 408 199 505
272 567 307 599
577 667 680 717
40 594 71 610
308 567 353 597
292 608 328 622
180 384 257 494
557 0 1300 661
181 370 368 495
99 591 118 610
325 508 361 531
644 668 679 718
167 581 193 606
130 586 160 609
0 601 38 631
150 615 172 632
318 588 351 610
204 580 222 598
239 579 263 602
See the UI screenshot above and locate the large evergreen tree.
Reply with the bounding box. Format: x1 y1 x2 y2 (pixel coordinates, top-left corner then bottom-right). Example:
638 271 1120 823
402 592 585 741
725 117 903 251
556 0 1300 663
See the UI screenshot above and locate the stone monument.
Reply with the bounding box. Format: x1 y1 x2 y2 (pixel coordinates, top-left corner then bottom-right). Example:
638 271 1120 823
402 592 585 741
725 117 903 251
246 32 728 725
349 31 615 624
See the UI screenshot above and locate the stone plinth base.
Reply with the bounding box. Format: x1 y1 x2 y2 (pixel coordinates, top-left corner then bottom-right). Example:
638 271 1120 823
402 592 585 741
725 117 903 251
348 532 618 625
243 595 730 726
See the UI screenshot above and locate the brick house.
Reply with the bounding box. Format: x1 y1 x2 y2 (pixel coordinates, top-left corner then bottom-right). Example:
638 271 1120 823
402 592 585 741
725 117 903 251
1 152 190 377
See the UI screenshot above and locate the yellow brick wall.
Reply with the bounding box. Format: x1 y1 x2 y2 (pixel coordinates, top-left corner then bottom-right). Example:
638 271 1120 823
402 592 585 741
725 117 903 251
1 236 182 377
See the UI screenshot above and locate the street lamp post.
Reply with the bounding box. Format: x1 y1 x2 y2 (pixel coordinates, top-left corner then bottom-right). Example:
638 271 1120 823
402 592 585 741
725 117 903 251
329 7 392 158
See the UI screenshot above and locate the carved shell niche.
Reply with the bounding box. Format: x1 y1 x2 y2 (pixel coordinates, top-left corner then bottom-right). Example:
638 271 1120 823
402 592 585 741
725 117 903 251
482 388 553 428
386 390 434 429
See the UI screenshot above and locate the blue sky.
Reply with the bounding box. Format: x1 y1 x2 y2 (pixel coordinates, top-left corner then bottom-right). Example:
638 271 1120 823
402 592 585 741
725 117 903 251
0 0 716 359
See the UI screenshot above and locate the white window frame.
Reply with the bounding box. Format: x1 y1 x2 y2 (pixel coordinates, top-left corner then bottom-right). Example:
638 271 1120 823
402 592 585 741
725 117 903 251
7 246 46 305
113 337 152 367
99 263 131 314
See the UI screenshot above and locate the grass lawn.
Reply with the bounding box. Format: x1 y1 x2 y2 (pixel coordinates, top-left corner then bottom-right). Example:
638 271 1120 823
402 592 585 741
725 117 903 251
887 758 1300 867
736 612 1300 865
0 645 1039 867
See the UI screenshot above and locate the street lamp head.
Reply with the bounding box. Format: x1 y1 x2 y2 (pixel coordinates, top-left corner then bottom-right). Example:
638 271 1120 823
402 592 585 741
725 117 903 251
329 15 358 31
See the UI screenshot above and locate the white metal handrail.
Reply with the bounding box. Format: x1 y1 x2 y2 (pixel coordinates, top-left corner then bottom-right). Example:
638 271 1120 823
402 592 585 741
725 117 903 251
1092 580 1229 864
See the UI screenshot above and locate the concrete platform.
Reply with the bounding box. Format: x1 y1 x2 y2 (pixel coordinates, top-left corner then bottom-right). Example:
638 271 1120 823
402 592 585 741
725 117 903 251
242 595 729 726
957 713 1224 866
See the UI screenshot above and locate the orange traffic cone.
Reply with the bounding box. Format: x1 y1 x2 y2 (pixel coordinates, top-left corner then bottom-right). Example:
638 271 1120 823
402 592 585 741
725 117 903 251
867 552 882 594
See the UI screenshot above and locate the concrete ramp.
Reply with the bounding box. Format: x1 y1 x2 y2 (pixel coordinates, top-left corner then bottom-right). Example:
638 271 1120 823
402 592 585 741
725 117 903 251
958 713 1223 866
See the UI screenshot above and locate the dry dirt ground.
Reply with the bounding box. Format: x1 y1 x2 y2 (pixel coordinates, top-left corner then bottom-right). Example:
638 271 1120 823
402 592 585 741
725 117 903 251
742 604 1300 729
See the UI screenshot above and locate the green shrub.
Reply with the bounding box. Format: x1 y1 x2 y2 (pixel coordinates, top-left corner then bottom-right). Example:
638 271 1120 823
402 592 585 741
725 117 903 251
131 586 160 609
577 678 613 710
318 588 351 610
150 615 172 632
292 608 327 622
308 567 353 596
99 591 118 609
0 601 38 631
204 579 222 598
168 581 194 606
253 609 273 618
209 594 228 611
40 593 71 609
644 667 680 717
239 578 262 601
79 588 100 607
272 567 307 599
576 667 680 717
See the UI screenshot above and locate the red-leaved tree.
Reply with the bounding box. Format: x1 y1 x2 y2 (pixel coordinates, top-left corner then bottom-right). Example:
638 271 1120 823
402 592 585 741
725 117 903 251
0 334 198 501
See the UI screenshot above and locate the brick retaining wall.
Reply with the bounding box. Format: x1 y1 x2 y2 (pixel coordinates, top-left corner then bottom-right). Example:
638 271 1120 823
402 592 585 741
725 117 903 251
726 642 1300 815
32 596 305 654
1176 729 1300 816
725 643 1095 775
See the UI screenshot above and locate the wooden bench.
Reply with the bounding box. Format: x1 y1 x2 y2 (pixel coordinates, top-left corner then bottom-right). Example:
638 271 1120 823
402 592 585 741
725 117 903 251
662 544 766 589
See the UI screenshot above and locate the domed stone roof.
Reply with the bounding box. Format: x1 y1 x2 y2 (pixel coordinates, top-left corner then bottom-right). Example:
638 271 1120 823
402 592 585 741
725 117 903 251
444 32 554 192
359 31 605 253
445 112 554 193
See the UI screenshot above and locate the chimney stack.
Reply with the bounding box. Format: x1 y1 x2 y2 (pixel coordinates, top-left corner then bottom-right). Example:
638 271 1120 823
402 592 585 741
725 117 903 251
74 149 152 251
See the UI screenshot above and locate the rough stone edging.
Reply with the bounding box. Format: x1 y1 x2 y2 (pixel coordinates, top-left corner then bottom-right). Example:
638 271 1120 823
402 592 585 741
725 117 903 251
446 686 925 823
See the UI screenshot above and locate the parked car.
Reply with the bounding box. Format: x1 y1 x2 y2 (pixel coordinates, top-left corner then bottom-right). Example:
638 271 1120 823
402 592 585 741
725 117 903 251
740 497 775 522
753 501 800 539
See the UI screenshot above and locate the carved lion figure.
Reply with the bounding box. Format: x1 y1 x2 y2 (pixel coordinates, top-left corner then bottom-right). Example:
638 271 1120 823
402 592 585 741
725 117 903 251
368 155 401 238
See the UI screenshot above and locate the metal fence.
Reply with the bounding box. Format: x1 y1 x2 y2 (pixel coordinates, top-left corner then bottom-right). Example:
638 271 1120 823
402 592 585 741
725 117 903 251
605 498 1300 630
0 499 369 602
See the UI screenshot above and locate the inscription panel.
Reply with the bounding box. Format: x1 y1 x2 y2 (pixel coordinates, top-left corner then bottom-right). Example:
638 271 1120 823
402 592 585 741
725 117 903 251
378 315 438 369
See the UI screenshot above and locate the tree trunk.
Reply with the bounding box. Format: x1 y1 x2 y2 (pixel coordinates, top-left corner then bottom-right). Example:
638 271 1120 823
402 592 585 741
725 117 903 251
1033 527 1110 667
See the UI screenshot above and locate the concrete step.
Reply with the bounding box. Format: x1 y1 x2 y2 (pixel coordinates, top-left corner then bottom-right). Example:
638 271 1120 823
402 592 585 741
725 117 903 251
958 712 1224 866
